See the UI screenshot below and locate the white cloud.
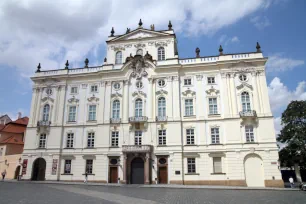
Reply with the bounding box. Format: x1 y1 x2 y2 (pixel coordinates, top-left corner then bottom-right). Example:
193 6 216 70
266 53 305 73
219 35 240 45
0 0 277 79
250 16 271 29
268 77 306 114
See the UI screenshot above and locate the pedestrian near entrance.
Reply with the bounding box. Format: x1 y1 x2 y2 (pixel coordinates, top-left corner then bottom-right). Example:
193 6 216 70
289 176 294 188
1 170 6 181
84 171 88 183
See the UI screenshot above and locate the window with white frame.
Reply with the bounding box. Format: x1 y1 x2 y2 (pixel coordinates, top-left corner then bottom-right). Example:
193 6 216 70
64 160 71 174
207 77 216 84
42 104 50 121
186 129 195 145
158 130 166 145
187 158 196 173
39 134 47 148
134 131 142 145
88 105 96 121
66 133 74 148
158 47 165 61
90 85 98 93
211 127 220 144
213 157 222 173
85 159 93 174
241 92 251 112
245 125 255 142
135 99 143 117
115 51 122 64
112 100 120 119
111 131 119 147
71 87 78 94
184 78 192 86
158 97 166 117
185 99 194 116
209 98 218 115
68 106 77 122
87 132 95 148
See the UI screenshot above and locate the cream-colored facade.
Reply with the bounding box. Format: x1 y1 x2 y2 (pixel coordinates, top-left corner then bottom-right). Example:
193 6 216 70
22 22 283 187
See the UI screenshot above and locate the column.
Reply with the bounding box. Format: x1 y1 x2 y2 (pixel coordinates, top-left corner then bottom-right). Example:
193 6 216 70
144 153 150 184
147 78 153 121
123 80 129 123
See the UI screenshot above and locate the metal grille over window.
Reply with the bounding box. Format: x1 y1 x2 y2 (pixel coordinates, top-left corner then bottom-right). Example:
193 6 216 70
86 160 93 174
186 129 195 145
39 134 46 148
134 131 142 145
209 98 218 115
87 132 95 148
211 128 220 144
66 133 74 148
245 125 255 142
185 99 193 116
111 131 119 147
158 130 166 145
187 158 196 173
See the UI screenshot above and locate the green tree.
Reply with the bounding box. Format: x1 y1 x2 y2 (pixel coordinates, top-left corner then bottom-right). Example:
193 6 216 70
277 100 306 181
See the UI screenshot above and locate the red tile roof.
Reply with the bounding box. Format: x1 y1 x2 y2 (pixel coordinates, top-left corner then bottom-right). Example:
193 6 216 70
0 136 24 145
13 117 29 125
0 124 4 131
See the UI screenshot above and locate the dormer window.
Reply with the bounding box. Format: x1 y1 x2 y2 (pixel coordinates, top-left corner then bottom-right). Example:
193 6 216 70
115 51 122 64
136 49 143 56
158 47 165 61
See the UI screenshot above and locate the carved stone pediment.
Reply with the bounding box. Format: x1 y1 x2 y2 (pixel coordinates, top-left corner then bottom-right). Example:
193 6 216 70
68 96 79 103
134 43 146 48
128 55 151 80
156 89 168 95
236 82 253 91
132 91 147 98
87 95 99 102
206 86 220 96
182 89 196 97
111 92 123 98
41 97 54 103
111 45 125 51
229 61 256 73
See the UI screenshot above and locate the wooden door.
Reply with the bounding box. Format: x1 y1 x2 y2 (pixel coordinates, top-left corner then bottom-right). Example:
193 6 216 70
158 166 168 184
110 167 118 183
131 158 144 184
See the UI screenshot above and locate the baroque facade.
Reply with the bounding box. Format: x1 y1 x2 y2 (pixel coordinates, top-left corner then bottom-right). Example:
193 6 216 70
22 20 283 187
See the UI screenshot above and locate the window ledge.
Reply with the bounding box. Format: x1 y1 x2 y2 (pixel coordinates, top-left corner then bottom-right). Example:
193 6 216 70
85 147 96 149
67 121 77 124
184 144 197 146
109 146 119 148
82 173 95 176
210 143 223 145
211 173 226 175
61 173 73 175
185 173 200 175
184 115 196 118
208 114 221 118
207 83 217 85
37 147 46 150
87 120 97 123
64 148 75 150
244 142 258 144
157 145 167 147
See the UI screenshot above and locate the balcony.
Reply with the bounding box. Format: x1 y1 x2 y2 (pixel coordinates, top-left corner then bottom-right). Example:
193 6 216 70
239 110 257 118
37 120 51 127
156 116 167 122
110 118 121 124
122 145 152 153
129 116 148 123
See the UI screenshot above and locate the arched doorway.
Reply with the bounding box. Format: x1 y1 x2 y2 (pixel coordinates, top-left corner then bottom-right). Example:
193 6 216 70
244 154 265 187
31 158 46 181
14 166 21 179
131 157 144 184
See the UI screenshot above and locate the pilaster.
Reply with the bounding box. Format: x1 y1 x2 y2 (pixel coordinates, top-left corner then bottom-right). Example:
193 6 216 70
123 80 129 123
103 81 111 123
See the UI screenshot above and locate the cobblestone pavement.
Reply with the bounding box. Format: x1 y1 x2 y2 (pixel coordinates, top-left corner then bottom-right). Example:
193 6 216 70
0 182 305 204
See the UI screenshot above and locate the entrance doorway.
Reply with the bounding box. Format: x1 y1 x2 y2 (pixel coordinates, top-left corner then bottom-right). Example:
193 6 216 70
109 167 118 183
14 166 21 179
131 157 144 184
31 158 46 181
158 166 168 184
244 154 265 187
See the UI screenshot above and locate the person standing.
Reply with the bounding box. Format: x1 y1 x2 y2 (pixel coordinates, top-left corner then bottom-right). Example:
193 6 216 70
1 170 6 181
84 171 88 183
289 176 295 188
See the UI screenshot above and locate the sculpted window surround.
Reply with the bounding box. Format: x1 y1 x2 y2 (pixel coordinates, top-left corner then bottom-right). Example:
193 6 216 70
115 51 123 64
241 92 251 112
158 97 166 117
42 104 50 122
157 47 165 61
112 100 120 119
135 98 143 117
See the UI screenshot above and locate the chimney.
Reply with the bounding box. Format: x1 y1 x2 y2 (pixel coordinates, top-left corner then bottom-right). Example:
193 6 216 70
18 112 22 119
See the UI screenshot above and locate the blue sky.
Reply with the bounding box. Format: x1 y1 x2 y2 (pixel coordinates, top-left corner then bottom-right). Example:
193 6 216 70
0 0 305 134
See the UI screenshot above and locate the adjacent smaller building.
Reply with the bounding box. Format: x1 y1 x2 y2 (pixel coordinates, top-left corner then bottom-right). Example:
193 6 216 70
0 115 28 179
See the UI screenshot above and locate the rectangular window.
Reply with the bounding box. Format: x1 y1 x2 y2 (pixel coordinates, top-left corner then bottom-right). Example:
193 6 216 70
91 85 98 92
211 128 220 144
186 129 195 145
111 131 119 147
209 98 218 115
187 158 196 173
184 78 192 86
39 134 46 148
158 130 166 145
88 105 96 121
135 131 142 145
213 157 222 173
87 132 95 148
85 159 93 174
185 99 194 116
207 77 215 84
64 160 71 174
71 87 78 94
245 126 255 142
66 133 74 148
68 106 77 122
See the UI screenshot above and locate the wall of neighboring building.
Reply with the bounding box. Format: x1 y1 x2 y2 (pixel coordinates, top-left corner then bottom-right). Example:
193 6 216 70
5 144 24 155
0 152 22 179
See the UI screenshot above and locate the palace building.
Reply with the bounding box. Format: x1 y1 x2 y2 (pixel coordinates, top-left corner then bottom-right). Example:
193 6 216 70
21 20 283 187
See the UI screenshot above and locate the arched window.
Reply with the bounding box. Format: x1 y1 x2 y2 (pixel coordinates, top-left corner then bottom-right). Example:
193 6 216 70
43 104 50 121
158 47 165 61
115 51 122 64
158 97 166 117
136 49 143 56
241 92 251 112
112 100 120 119
135 99 143 117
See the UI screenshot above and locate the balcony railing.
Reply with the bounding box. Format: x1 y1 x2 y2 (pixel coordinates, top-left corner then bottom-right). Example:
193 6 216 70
239 110 257 118
110 118 121 124
129 116 148 123
156 116 167 122
122 145 152 153
37 120 51 127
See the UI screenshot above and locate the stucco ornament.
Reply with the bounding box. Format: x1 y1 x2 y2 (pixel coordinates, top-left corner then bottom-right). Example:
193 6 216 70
68 96 79 103
87 95 99 102
129 55 149 80
205 86 220 96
